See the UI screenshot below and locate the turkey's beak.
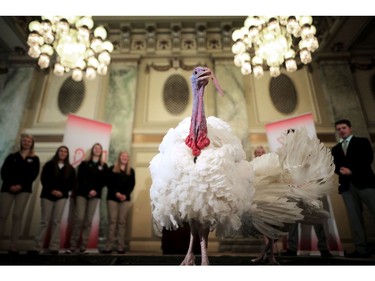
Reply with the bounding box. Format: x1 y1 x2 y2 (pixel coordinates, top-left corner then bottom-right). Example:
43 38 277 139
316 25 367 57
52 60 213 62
197 68 224 97
197 69 212 87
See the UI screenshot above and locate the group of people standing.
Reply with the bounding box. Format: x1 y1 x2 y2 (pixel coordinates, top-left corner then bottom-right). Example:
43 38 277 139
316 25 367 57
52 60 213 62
0 135 135 255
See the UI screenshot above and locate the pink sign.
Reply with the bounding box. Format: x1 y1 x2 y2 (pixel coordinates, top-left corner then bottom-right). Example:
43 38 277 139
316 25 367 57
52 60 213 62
265 112 316 152
64 114 112 166
60 114 112 250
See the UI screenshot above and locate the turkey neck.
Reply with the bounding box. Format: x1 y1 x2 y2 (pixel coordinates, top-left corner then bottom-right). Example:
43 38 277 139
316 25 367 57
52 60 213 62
185 79 210 158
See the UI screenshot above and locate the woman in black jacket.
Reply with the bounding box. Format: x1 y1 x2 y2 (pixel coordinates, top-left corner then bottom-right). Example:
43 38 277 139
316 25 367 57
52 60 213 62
31 145 76 254
0 134 40 254
68 143 108 254
102 151 135 254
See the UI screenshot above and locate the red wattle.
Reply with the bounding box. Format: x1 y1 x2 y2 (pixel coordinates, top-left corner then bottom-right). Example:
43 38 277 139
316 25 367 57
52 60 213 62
193 148 201 157
197 135 210 149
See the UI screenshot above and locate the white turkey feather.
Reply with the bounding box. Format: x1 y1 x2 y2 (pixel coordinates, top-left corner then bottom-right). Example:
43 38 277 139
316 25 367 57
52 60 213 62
241 127 335 240
150 116 254 238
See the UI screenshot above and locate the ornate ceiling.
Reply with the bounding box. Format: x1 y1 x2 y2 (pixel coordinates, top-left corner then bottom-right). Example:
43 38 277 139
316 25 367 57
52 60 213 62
0 16 374 71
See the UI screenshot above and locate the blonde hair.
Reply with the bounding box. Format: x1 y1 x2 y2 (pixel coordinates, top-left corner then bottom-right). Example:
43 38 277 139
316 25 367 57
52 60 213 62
19 134 36 157
86 142 105 166
113 151 131 175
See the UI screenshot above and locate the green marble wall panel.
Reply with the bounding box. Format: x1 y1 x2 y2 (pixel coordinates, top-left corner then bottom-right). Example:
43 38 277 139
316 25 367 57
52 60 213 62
319 62 368 138
100 63 138 247
0 67 34 181
214 62 250 157
104 63 138 165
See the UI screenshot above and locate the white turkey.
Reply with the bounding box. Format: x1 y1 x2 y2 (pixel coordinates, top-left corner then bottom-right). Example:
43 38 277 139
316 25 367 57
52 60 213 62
149 66 254 265
149 66 335 266
241 128 335 264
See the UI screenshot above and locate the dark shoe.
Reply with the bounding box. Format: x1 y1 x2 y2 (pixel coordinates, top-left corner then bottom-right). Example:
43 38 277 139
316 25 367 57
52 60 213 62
101 250 112 254
27 250 40 255
320 250 333 257
345 251 371 258
49 250 59 255
117 249 126 254
280 249 297 256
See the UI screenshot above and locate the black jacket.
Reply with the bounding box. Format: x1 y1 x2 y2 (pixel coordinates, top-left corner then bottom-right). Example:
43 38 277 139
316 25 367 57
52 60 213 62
40 161 76 201
106 166 135 202
75 160 108 199
331 136 375 193
1 152 40 193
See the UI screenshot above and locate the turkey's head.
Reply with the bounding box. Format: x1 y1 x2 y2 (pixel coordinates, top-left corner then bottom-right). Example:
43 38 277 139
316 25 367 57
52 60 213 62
185 66 224 160
191 66 224 96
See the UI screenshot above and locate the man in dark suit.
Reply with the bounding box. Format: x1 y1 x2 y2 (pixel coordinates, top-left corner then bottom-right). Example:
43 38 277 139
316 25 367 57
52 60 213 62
331 119 375 258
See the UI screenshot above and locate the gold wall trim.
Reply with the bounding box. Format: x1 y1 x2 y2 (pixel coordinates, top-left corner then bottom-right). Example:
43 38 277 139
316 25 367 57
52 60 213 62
317 133 337 143
34 135 63 143
133 134 164 143
34 132 370 146
248 132 337 144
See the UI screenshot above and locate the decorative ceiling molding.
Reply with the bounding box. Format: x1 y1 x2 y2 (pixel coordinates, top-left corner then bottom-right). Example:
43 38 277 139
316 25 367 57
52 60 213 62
1 16 375 68
146 58 202 73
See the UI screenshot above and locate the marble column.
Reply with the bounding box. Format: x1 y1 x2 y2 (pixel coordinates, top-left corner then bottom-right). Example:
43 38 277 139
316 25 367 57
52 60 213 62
0 67 34 183
99 62 138 249
318 61 370 139
214 62 251 157
104 62 138 162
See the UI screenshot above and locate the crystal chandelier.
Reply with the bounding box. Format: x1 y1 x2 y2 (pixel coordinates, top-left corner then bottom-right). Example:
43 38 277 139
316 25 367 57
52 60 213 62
27 16 114 82
232 16 319 78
